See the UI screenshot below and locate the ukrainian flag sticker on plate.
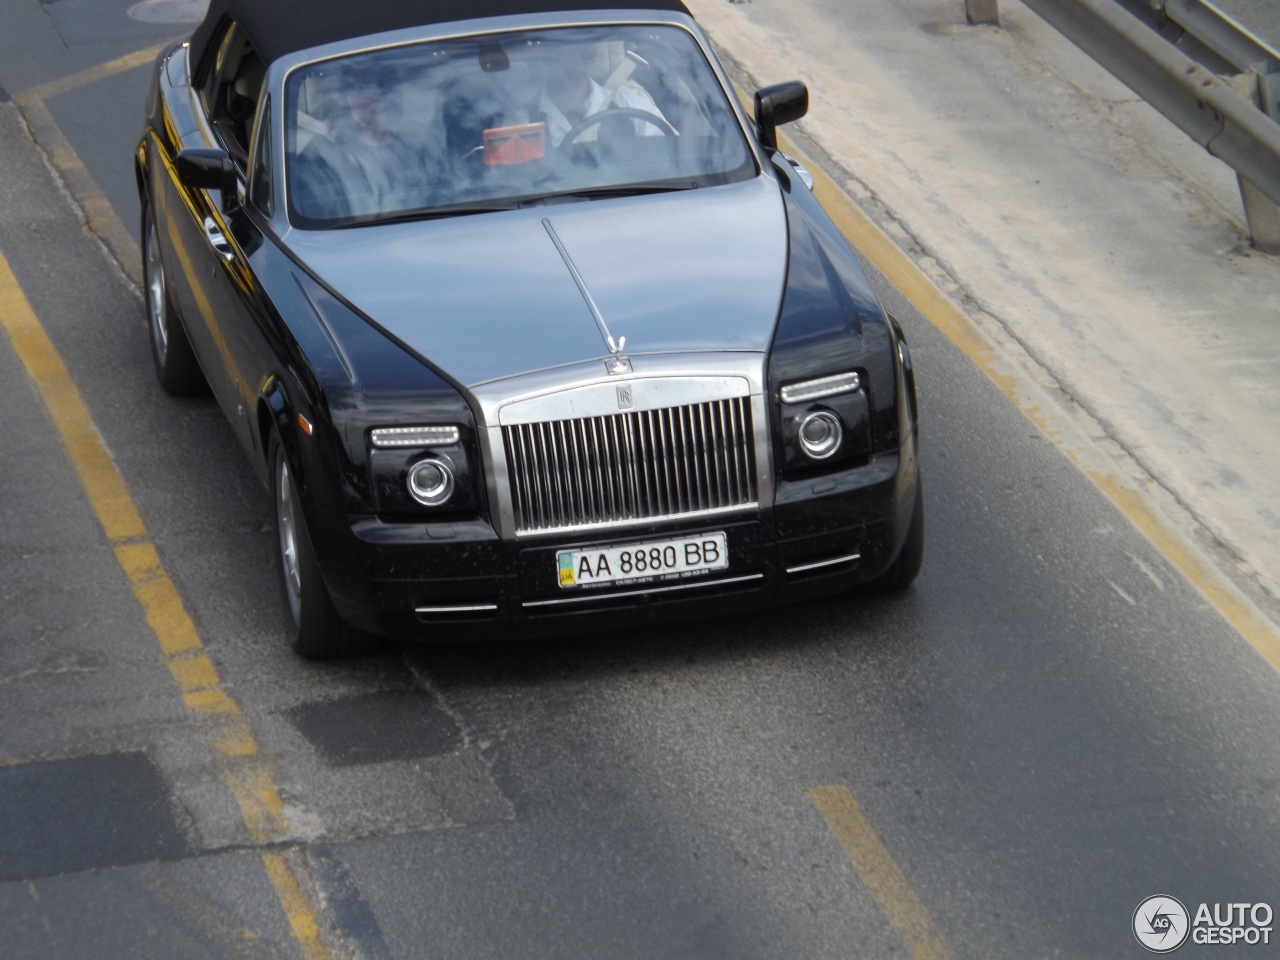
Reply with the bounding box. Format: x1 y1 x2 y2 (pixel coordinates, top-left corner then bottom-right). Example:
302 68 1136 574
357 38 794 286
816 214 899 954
558 552 576 586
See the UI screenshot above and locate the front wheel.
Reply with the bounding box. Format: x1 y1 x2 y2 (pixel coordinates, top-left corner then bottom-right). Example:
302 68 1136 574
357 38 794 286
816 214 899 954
271 436 369 658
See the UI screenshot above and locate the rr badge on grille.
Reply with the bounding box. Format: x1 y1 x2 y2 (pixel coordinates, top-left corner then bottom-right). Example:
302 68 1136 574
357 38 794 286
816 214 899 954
616 385 633 409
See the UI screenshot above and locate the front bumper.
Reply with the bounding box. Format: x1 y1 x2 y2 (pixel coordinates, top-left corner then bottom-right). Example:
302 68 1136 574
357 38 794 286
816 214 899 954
325 448 917 641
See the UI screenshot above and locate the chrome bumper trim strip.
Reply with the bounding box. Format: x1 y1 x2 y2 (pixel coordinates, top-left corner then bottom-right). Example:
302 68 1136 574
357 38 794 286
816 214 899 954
514 502 758 539
414 604 500 614
785 552 862 575
522 572 764 608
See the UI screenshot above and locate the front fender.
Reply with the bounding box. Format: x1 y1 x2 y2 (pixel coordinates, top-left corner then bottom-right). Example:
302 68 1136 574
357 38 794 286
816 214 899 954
259 376 301 472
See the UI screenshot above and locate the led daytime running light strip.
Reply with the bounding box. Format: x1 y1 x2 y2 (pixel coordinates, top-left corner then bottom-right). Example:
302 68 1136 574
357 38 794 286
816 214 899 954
371 425 460 448
779 371 861 404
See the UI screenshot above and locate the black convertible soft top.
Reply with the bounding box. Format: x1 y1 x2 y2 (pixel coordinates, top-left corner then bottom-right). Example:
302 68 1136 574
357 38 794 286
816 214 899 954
192 0 691 68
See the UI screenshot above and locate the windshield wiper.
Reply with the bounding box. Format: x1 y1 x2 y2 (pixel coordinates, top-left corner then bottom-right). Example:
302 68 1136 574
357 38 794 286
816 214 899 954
530 182 699 202
333 183 698 227
338 201 524 228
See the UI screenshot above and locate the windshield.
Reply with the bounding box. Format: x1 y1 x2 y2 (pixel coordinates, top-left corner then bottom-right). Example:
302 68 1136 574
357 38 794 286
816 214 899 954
284 24 755 228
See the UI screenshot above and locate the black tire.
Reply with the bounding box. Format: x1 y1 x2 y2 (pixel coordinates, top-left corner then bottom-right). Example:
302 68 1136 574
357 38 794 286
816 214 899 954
863 480 924 594
271 435 369 658
142 201 207 396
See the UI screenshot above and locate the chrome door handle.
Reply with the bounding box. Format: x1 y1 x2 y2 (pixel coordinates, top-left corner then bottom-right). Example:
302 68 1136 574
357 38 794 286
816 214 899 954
203 216 235 262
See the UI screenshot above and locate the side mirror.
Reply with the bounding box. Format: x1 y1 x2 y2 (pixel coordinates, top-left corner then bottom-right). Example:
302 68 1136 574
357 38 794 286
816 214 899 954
754 81 808 151
175 148 239 213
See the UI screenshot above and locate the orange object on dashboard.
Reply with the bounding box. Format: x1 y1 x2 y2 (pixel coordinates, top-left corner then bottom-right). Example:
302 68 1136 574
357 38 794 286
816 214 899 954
483 122 546 165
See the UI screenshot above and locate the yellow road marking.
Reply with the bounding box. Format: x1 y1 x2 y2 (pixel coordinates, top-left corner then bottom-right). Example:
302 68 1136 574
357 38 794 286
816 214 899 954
1083 471 1280 667
13 95 141 284
11 44 172 286
262 852 331 960
778 131 1280 671
18 43 173 103
0 252 332 960
807 785 956 960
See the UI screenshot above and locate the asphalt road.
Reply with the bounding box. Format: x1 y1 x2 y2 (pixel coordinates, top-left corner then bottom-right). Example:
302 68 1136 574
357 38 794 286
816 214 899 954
1 2 1279 959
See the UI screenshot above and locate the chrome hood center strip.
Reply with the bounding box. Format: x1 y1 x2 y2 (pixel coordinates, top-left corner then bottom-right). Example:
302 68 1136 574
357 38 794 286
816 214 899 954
542 217 621 358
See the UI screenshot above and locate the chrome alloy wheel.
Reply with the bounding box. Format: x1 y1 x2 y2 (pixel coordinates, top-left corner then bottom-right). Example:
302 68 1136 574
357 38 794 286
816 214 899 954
276 455 303 625
145 220 169 366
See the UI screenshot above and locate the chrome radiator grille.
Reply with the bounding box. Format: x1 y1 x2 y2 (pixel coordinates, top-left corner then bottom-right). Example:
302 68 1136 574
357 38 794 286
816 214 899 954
503 397 758 535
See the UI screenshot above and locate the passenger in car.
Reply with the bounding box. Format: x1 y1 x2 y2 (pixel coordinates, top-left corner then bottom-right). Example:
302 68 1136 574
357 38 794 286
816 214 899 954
296 61 434 218
338 63 434 208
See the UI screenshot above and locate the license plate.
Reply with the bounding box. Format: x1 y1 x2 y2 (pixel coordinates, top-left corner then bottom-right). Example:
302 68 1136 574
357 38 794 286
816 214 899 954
556 532 729 589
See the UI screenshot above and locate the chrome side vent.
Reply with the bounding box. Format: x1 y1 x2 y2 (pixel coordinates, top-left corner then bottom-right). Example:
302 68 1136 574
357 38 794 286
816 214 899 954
502 397 758 535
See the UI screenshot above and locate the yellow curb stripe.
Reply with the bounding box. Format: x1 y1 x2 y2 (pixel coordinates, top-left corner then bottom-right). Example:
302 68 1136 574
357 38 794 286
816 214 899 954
227 766 290 844
213 721 261 760
262 852 331 960
0 252 332 959
778 131 1280 671
0 258 145 543
10 42 169 287
8 42 184 289
184 687 241 715
113 541 205 655
11 95 142 285
1086 470 1280 668
167 652 222 693
807 785 956 960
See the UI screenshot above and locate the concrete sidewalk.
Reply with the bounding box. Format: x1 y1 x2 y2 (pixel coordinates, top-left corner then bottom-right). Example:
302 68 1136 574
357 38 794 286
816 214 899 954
687 0 1280 617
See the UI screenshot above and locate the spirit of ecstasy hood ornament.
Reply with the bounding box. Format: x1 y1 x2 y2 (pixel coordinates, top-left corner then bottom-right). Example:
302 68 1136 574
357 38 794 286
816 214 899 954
605 335 631 374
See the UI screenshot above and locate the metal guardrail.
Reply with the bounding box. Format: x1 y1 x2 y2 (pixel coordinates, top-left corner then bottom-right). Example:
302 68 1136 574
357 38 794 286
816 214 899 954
1152 0 1280 122
1155 0 1277 76
966 0 1280 251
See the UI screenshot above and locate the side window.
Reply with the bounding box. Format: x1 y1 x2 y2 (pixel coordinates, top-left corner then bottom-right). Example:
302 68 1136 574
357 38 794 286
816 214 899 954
249 96 273 215
201 22 265 166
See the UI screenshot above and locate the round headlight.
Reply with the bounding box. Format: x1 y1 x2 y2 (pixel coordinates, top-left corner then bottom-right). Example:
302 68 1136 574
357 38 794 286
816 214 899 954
407 459 454 506
798 411 843 460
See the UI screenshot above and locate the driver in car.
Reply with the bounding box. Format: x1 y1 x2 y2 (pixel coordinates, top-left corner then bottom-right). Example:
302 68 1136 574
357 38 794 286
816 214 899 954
536 41 670 146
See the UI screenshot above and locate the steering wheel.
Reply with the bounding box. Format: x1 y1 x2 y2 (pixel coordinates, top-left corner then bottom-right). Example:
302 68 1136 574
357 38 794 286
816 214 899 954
560 107 678 147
